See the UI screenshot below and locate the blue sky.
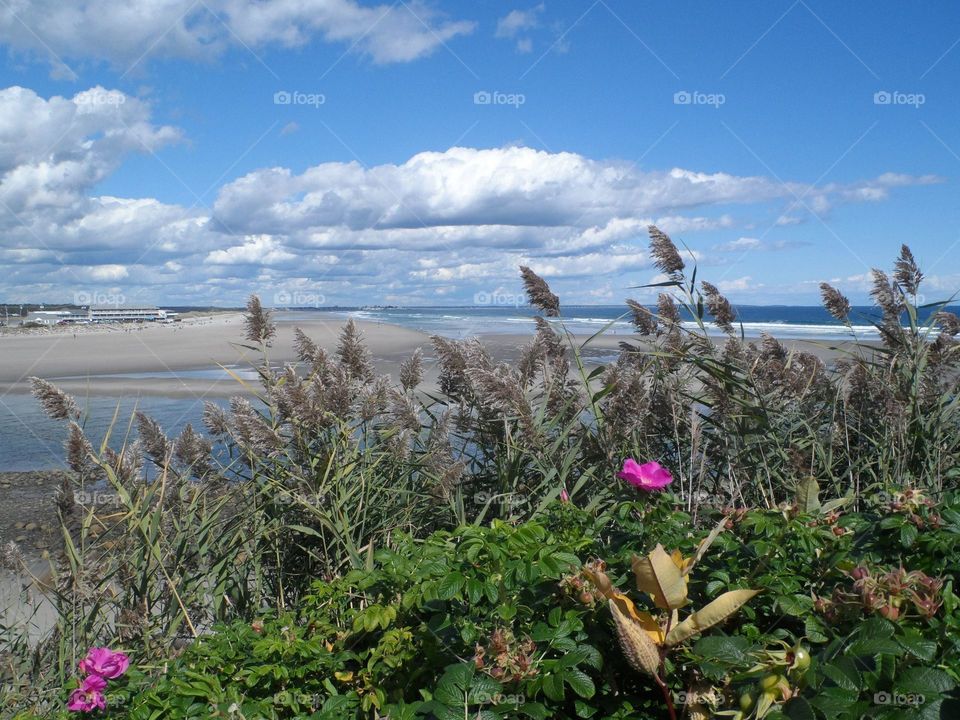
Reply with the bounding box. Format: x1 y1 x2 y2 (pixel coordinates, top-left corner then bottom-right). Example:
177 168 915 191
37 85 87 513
0 0 958 307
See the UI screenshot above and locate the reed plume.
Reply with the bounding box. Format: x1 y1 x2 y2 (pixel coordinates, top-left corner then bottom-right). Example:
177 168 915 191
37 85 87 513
648 225 685 277
819 283 851 322
894 244 923 296
400 348 424 391
244 294 276 345
337 319 374 382
701 282 736 335
626 299 657 335
136 411 171 465
520 266 560 317
29 378 80 420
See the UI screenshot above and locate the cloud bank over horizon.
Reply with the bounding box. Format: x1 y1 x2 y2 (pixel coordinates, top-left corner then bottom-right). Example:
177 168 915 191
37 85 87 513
0 85 951 307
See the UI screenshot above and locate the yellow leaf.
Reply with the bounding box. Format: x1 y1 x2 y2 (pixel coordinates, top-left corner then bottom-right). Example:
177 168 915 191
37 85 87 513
665 588 760 646
334 671 354 682
609 598 662 676
632 544 689 610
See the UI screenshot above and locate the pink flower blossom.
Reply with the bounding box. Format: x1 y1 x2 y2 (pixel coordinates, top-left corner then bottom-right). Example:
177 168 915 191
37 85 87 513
617 458 673 491
78 647 130 680
560 488 570 503
67 675 107 713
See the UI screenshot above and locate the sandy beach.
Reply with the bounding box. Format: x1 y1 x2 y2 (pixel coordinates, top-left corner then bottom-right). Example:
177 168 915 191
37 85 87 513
0 312 855 400
0 313 434 398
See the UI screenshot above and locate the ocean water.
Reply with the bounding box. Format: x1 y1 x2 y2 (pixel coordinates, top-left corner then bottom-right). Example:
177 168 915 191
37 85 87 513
0 394 224 472
336 304 960 341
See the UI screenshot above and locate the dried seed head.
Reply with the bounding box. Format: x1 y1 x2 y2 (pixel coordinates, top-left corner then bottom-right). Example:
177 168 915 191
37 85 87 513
657 293 681 325
293 327 319 363
894 244 923 296
400 348 423 391
625 299 657 335
65 421 96 476
136 411 171 465
431 335 473 400
819 283 851 322
203 401 230 436
359 376 389 422
701 281 736 335
229 396 283 455
244 295 276 345
389 388 421 432
337 319 374 382
648 225 685 277
29 378 80 421
936 311 960 337
173 423 213 477
534 317 564 359
519 266 560 317
103 442 143 488
870 269 902 319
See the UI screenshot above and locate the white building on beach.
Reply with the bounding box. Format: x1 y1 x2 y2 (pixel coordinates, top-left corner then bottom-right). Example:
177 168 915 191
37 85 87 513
20 306 178 326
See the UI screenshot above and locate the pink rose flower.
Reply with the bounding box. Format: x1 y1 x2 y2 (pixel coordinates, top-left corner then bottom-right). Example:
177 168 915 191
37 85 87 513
67 674 107 713
78 647 130 680
617 458 673 491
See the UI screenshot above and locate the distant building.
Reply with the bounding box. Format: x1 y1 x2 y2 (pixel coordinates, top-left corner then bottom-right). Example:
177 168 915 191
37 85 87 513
88 305 163 323
19 306 176 326
22 310 71 326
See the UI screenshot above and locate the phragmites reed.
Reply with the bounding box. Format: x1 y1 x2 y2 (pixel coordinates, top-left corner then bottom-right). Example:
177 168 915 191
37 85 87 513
203 401 230 436
701 281 736 335
894 244 923 296
626 299 657 335
657 293 681 326
400 348 424 392
936 311 960 337
65 421 96 476
293 327 319 363
29 377 80 420
244 294 276 346
102 442 143 488
136 411 171 465
870 269 902 319
648 225 685 277
337 319 374 382
173 423 213 477
819 283 851 322
229 396 283 455
520 266 560 317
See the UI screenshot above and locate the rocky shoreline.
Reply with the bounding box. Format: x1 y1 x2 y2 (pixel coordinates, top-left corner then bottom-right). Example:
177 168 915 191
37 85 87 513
0 470 68 563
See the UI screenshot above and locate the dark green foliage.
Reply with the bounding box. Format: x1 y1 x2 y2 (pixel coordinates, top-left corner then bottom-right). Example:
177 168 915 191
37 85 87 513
94 497 959 720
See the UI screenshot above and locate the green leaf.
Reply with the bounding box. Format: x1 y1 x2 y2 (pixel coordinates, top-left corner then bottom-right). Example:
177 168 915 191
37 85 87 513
896 631 937 661
821 656 862 692
437 572 466 600
777 594 814 617
809 687 858 715
846 637 903 657
542 673 565 702
893 667 955 697
692 635 751 664
565 668 595 699
783 696 816 720
804 615 829 643
900 523 918 548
